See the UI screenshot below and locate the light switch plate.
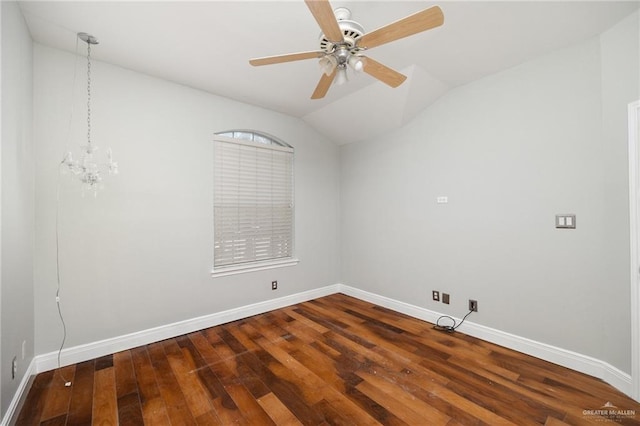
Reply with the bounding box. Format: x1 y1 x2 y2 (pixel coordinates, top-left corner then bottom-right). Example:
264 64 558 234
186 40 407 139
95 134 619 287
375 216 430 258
556 214 576 229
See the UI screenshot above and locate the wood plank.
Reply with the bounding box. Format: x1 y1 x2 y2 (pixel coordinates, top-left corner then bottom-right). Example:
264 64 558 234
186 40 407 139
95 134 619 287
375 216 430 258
66 359 95 425
114 351 137 398
188 331 223 365
357 370 452 424
114 350 144 425
195 331 254 425
40 414 67 426
224 383 275 425
194 410 223 425
130 346 170 425
357 379 446 425
40 365 76 421
164 340 215 419
181 332 268 402
253 337 327 404
15 369 54 425
117 392 145 426
447 354 521 382
94 354 114 371
282 306 331 334
147 342 197 425
186 332 247 424
544 417 572 426
92 367 118 425
257 392 303 426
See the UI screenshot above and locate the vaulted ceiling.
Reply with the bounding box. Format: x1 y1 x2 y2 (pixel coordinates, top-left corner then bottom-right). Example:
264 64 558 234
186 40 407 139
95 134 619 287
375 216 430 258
19 1 639 144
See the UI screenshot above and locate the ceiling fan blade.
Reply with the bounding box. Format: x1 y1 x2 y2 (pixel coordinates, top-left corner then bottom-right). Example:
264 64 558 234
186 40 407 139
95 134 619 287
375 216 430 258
362 56 407 88
305 0 344 43
357 6 444 49
311 69 336 99
250 51 325 66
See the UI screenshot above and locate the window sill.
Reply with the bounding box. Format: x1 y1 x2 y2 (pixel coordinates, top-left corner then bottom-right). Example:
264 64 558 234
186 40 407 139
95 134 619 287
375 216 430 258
211 258 299 278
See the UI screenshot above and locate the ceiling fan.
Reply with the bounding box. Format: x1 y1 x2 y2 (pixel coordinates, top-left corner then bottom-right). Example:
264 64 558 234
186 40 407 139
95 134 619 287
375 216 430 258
249 0 444 99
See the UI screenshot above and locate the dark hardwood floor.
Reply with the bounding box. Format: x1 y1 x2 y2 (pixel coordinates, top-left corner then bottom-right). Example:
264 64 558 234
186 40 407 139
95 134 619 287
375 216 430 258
16 293 640 425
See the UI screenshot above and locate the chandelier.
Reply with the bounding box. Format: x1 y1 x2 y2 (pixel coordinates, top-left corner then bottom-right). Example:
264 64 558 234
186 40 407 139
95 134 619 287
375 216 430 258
61 32 117 196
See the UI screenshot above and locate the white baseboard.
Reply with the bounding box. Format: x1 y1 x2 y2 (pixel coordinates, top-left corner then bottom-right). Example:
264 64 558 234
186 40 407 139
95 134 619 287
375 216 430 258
4 282 634 425
337 284 634 399
34 284 341 373
1 358 36 426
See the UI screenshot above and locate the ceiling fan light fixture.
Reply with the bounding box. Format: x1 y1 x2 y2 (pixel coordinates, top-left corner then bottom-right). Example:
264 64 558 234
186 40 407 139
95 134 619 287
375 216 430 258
348 55 364 72
319 55 337 76
335 64 348 86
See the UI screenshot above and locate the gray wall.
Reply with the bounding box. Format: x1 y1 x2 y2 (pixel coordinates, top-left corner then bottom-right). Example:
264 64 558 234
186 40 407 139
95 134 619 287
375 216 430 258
1 1 35 416
33 44 341 354
340 12 639 374
599 11 640 371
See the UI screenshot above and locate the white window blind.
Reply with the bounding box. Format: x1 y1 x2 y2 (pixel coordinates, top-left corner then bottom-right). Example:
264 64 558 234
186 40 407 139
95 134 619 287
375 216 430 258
214 136 294 269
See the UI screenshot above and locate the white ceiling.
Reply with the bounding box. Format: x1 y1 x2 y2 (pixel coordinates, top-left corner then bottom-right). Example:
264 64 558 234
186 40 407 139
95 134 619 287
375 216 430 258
18 1 639 144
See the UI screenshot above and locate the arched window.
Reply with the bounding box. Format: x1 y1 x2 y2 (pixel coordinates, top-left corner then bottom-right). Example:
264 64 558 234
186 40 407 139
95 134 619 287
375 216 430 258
212 130 297 276
216 130 292 148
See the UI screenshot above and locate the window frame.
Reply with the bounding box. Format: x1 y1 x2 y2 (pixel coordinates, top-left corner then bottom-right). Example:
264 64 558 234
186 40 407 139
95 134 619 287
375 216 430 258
211 131 298 277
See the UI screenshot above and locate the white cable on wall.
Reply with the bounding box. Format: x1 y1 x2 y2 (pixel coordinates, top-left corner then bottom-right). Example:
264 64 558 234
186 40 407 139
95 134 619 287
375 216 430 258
54 168 71 387
54 34 81 387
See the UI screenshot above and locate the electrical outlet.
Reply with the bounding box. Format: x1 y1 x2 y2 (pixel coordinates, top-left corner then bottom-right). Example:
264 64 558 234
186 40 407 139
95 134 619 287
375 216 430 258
432 290 440 301
12 357 17 380
442 293 450 304
272 281 278 290
469 299 478 312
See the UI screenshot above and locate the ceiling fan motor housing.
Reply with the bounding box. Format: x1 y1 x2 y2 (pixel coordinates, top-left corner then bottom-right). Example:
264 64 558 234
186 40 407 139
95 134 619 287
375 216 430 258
319 8 364 52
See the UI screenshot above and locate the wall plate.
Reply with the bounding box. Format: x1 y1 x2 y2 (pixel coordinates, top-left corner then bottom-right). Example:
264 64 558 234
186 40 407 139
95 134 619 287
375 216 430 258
556 214 576 229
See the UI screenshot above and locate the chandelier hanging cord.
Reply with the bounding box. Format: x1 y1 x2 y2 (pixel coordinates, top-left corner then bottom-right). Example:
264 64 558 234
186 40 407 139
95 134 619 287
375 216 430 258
79 31 98 153
86 41 92 149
